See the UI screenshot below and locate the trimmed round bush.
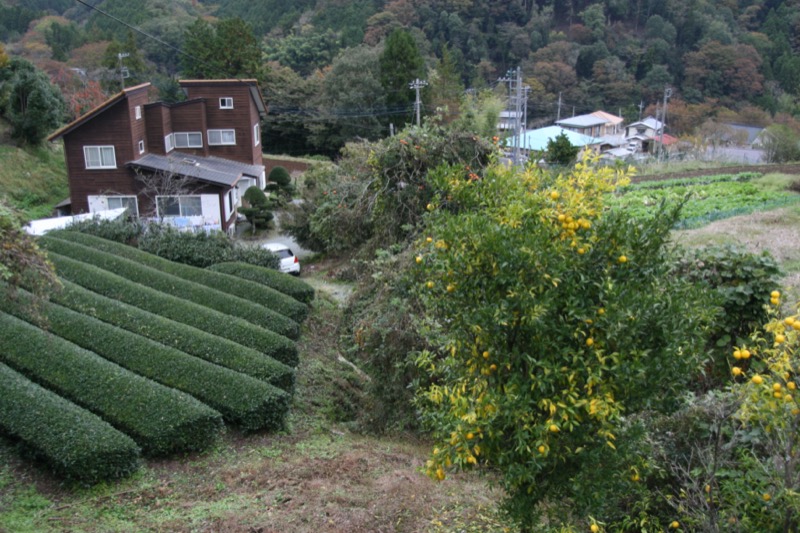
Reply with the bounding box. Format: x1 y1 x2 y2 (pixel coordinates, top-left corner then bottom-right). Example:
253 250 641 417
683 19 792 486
50 231 309 323
39 236 300 339
0 291 290 432
209 262 315 305
0 312 224 455
46 252 299 367
0 363 141 483
269 165 291 187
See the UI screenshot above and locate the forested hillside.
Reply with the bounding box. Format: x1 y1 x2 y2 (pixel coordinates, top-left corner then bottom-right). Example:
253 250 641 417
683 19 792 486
1 0 800 156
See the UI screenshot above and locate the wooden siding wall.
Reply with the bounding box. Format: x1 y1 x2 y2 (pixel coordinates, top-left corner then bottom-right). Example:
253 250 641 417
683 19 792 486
170 100 209 158
183 84 261 166
144 104 172 156
63 98 141 214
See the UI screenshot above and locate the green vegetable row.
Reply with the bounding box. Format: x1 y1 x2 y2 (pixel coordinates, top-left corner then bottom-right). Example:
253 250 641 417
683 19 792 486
46 279 294 392
0 312 223 456
0 362 141 483
0 291 289 432
51 231 310 323
38 236 300 340
46 252 299 367
209 262 315 304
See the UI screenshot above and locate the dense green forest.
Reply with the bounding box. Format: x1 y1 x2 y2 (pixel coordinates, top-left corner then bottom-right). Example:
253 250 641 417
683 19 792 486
2 0 800 155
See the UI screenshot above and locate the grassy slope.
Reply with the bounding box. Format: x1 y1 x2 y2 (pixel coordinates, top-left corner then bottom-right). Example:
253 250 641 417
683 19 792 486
0 122 68 221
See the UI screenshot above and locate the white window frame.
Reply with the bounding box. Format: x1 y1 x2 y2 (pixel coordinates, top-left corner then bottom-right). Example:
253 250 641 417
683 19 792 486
107 195 139 216
254 123 260 146
138 140 145 154
173 132 203 149
219 97 233 109
208 129 236 146
135 105 142 120
164 133 174 153
156 195 203 218
83 145 116 169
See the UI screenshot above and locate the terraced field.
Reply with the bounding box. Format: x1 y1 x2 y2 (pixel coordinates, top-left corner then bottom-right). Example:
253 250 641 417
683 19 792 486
0 232 314 483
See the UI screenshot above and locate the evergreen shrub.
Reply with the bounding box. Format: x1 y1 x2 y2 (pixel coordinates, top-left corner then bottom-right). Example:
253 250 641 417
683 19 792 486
209 262 315 304
0 312 224 455
39 236 300 339
51 231 308 323
45 253 299 367
0 292 290 431
0 363 141 483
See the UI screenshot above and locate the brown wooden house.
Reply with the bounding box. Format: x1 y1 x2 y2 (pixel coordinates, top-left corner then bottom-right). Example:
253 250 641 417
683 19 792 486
48 79 267 233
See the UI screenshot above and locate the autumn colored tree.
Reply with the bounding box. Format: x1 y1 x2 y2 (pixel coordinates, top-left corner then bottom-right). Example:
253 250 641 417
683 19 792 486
683 42 764 105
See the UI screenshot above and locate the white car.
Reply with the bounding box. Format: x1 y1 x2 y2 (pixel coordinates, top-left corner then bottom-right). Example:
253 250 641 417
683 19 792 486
262 242 301 275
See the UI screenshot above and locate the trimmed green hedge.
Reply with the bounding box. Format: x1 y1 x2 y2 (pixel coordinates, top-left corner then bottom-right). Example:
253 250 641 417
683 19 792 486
46 253 299 367
48 280 294 392
38 236 300 340
0 363 141 483
0 292 289 432
50 231 309 323
209 262 315 304
0 312 224 455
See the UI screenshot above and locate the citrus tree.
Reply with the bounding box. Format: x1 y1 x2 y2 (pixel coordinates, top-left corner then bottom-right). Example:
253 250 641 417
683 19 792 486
413 156 714 530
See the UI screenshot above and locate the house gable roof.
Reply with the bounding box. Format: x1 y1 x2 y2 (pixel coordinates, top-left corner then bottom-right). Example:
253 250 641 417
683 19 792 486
555 114 607 128
128 151 264 188
48 83 151 142
508 126 601 151
179 79 267 118
590 110 624 125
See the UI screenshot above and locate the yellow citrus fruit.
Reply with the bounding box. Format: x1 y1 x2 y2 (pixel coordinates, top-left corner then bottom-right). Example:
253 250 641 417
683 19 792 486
785 317 796 326
415 255 423 264
771 297 780 305
586 338 594 347
550 191 560 200
793 408 800 416
436 467 445 480
788 382 796 390
776 334 786 344
549 424 559 433
732 367 743 376
785 394 793 402
538 445 546 454
590 525 600 533
705 484 711 493
631 473 640 482
771 290 781 298
763 493 771 501
794 322 800 331
774 383 782 392
426 236 433 243
426 203 434 211
733 350 742 360
671 521 680 529
577 248 585 255
426 281 435 289
618 255 628 263
752 375 764 385
558 214 566 222
466 432 474 440
741 349 751 359
446 284 455 293
598 308 605 315
490 364 497 371
482 351 490 359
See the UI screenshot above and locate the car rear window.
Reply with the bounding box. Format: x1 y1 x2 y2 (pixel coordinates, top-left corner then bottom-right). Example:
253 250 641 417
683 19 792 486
275 249 293 259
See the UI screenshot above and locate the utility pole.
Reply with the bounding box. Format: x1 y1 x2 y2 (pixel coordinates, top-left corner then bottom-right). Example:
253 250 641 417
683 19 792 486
117 52 130 90
557 91 562 121
659 86 672 161
409 78 428 127
637 100 644 121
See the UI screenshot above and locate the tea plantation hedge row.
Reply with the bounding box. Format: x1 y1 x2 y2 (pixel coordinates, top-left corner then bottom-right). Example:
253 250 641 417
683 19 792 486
210 262 316 304
0 292 289 432
0 312 224 455
39 236 300 340
52 231 310 323
47 253 299 367
48 280 294 392
0 363 141 483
